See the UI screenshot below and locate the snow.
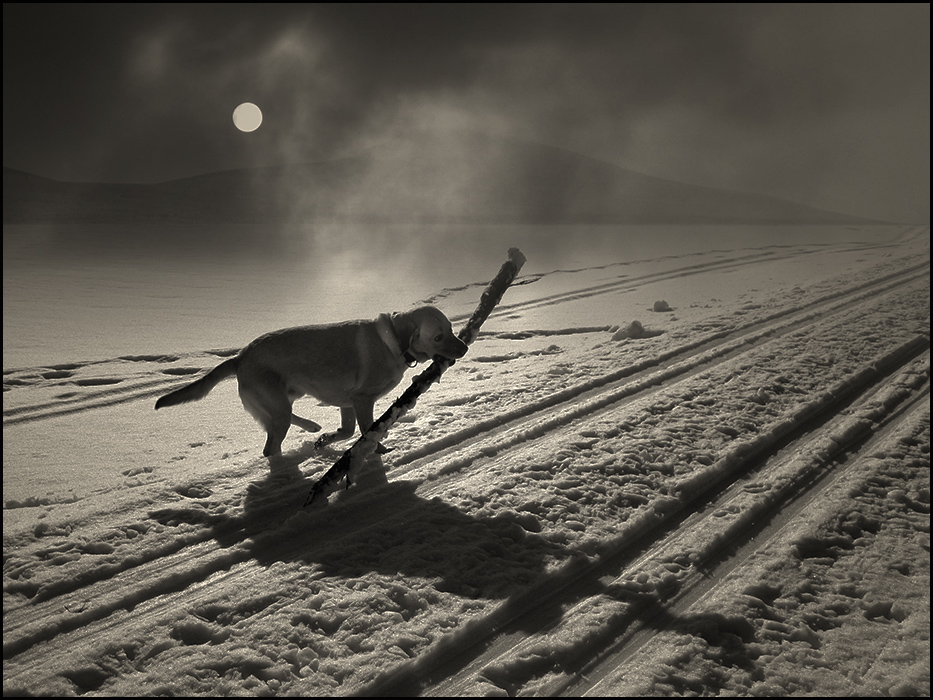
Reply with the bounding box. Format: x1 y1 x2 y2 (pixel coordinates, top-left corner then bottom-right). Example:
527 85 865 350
3 223 930 697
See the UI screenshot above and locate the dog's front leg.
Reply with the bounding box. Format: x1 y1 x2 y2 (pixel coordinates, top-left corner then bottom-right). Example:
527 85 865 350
352 397 392 454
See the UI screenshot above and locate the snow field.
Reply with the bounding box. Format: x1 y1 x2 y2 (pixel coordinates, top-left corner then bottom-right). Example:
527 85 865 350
3 228 930 696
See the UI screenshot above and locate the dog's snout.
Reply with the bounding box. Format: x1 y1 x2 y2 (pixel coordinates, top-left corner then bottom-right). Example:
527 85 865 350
444 336 469 360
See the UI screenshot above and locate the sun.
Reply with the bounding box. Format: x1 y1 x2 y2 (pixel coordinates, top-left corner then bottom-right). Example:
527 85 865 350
232 102 262 132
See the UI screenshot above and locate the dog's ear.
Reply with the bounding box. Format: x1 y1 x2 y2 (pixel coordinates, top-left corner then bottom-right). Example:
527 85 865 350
408 326 422 350
391 311 418 354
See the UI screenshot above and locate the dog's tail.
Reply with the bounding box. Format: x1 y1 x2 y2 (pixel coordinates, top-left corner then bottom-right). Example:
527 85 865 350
155 357 239 410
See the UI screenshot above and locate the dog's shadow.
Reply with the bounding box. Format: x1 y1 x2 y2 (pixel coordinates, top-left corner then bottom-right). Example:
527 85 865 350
237 454 571 601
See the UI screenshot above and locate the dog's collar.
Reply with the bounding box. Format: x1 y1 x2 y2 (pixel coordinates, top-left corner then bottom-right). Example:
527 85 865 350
377 314 419 367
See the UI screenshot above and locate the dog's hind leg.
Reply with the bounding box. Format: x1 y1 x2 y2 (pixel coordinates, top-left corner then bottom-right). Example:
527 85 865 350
262 414 291 457
291 414 322 433
244 398 291 457
258 390 293 456
238 371 294 457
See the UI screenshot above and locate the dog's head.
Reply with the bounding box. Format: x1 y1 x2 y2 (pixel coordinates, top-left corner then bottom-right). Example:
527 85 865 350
394 306 468 363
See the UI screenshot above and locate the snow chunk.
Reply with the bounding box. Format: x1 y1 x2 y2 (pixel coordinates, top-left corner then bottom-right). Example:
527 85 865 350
612 321 645 340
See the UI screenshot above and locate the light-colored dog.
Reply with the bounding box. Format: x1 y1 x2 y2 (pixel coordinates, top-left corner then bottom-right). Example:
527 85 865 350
155 306 468 457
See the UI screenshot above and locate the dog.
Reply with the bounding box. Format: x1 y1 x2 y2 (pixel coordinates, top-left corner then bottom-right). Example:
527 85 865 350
155 306 468 457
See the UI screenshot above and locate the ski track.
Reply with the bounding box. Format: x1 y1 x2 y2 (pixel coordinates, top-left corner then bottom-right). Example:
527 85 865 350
571 394 930 697
2 236 930 696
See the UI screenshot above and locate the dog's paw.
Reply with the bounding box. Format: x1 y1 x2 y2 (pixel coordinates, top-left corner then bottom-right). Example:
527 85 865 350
315 430 353 449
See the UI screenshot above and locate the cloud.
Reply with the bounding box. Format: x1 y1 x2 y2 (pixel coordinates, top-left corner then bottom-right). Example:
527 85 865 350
3 4 928 220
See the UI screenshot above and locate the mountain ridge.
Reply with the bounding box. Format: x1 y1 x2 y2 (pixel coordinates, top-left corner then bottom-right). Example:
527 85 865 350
3 136 884 224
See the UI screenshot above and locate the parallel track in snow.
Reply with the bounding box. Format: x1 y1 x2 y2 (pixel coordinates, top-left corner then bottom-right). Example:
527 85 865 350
568 391 930 697
2 251 929 693
443 239 900 325
363 350 930 696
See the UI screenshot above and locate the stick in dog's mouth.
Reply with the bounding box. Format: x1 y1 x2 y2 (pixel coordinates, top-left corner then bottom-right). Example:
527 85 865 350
304 248 526 507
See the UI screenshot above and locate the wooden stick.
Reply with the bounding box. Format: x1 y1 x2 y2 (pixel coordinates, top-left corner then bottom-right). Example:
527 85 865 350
304 248 527 507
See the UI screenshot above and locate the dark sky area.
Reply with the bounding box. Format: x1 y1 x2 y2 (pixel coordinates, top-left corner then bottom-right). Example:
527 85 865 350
3 3 929 222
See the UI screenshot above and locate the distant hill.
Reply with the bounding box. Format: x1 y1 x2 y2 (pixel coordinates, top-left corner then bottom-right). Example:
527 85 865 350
3 134 880 225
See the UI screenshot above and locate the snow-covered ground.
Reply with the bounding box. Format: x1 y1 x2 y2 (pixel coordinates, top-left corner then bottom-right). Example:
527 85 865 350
3 223 930 696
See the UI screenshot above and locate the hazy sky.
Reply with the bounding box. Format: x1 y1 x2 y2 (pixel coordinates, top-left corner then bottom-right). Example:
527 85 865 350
3 3 929 222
